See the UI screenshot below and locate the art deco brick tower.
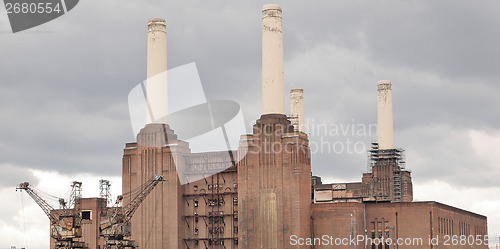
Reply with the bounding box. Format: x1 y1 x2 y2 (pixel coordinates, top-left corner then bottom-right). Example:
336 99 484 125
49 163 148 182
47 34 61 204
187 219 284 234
122 18 190 248
237 4 312 248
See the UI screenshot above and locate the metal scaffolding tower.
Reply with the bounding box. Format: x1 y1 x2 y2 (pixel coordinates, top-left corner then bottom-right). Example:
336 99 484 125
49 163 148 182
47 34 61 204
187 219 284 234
100 179 112 206
367 142 406 203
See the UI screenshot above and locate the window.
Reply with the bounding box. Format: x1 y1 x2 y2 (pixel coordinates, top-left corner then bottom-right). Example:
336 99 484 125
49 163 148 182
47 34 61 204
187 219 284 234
209 239 223 245
194 185 198 191
208 198 224 206
194 199 199 207
234 226 238 234
209 227 224 234
209 211 224 216
208 184 221 190
233 197 238 206
81 210 91 220
208 216 223 224
194 228 199 235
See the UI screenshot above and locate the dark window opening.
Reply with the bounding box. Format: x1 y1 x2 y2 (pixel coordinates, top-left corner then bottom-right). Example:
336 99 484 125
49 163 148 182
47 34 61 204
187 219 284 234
81 211 91 220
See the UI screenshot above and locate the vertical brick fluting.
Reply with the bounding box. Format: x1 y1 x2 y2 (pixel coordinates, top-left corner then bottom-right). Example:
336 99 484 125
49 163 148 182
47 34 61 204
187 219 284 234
238 114 311 249
123 123 187 248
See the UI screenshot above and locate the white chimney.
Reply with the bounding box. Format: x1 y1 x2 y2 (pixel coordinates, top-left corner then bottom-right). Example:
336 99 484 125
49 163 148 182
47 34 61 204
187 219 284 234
377 80 394 149
146 18 168 124
290 88 304 132
262 4 285 115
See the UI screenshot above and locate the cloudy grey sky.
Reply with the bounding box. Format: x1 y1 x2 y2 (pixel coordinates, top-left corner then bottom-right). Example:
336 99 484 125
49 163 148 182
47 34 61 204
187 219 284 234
1 0 499 248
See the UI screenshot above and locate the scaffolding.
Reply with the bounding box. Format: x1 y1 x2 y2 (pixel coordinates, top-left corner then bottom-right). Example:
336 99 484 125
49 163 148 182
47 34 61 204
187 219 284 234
69 181 82 211
182 166 238 248
367 142 406 202
99 179 112 206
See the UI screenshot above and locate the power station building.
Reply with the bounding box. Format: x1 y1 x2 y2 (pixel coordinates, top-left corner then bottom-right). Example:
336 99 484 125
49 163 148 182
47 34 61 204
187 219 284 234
58 4 488 249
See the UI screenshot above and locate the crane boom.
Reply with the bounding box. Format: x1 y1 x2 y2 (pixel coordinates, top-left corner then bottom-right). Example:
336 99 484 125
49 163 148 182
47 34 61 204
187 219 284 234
17 182 59 224
99 174 164 248
17 181 85 248
122 174 163 222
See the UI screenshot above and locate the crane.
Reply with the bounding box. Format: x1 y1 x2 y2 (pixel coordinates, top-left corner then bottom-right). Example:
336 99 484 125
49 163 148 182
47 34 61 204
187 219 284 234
17 182 86 249
99 174 164 248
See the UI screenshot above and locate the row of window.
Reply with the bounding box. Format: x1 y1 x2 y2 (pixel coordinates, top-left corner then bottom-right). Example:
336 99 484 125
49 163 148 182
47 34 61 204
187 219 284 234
208 198 224 206
209 211 225 216
193 197 238 207
370 219 389 239
208 227 225 234
438 217 483 236
208 216 224 224
193 183 238 192
438 217 454 235
192 211 238 222
192 226 238 235
459 221 470 236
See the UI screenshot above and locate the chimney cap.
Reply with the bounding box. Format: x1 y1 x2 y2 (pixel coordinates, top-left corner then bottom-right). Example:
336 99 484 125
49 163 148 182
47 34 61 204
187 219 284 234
148 18 166 25
263 4 281 11
377 80 391 91
377 80 391 85
148 18 166 33
291 88 303 93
